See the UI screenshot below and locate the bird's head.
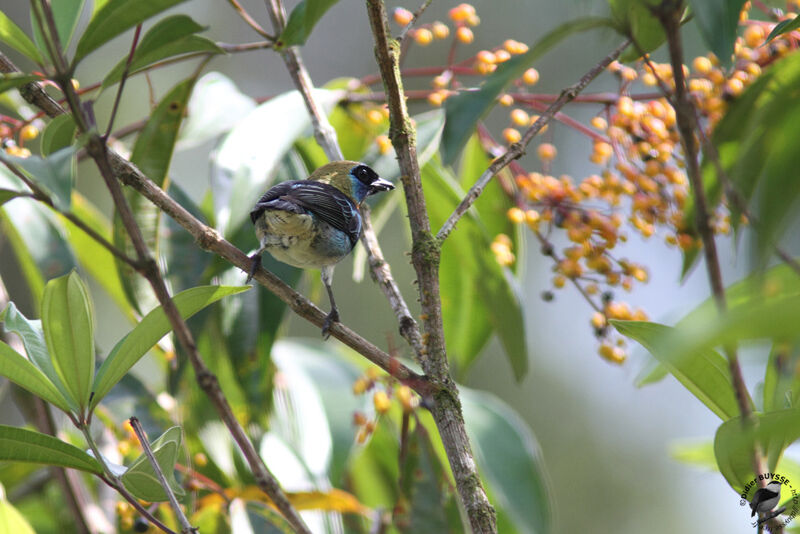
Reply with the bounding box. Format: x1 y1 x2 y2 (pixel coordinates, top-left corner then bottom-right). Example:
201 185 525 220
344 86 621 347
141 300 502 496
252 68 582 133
312 161 394 204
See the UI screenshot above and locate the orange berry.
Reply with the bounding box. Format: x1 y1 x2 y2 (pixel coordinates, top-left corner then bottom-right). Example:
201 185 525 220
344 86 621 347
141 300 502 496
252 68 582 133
503 127 521 144
352 378 369 395
537 143 557 161
456 26 474 44
367 109 384 124
397 386 415 412
692 56 713 75
553 275 566 289
494 49 511 63
376 135 392 154
522 67 540 85
466 14 481 26
476 50 496 64
525 209 540 228
414 28 433 45
743 24 765 48
431 21 450 39
590 116 607 130
393 7 414 25
427 91 445 106
498 94 514 106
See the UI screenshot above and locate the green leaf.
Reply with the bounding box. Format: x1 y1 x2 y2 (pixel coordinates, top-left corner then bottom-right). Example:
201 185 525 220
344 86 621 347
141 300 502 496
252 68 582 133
441 17 612 165
611 320 740 420
102 15 222 88
714 408 800 492
131 76 196 185
74 0 189 64
0 342 72 413
670 440 717 471
462 388 551 534
212 88 343 236
0 302 76 412
0 74 44 96
0 425 101 473
41 271 95 414
0 11 44 63
62 192 131 317
277 0 340 49
177 72 256 149
121 426 185 501
421 159 526 379
0 146 77 211
609 0 666 62
763 343 800 412
31 0 85 53
0 189 24 206
766 15 800 43
0 487 36 534
40 114 76 156
90 285 249 410
687 0 747 67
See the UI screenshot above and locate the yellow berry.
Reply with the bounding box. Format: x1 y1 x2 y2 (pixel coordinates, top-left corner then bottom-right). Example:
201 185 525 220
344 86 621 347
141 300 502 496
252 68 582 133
498 94 514 106
590 116 607 130
507 207 525 223
414 28 433 45
373 390 392 414
692 56 713 75
376 135 392 154
352 377 369 395
522 67 540 85
553 275 566 289
476 50 496 64
591 312 607 329
525 209 540 227
432 21 450 39
448 3 476 22
503 127 521 144
456 26 474 44
367 109 384 124
428 90 445 106
393 7 414 25
743 24 765 48
510 108 529 126
20 124 39 141
466 14 480 26
193 452 208 467
397 386 415 412
537 143 557 161
494 49 511 63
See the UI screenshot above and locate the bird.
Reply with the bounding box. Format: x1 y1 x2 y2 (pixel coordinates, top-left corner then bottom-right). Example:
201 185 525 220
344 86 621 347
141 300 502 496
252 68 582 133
750 480 782 517
247 160 394 338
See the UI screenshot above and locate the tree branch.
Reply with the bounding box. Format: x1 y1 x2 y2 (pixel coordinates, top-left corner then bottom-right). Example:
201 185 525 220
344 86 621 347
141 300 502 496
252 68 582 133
437 38 631 242
364 2 496 532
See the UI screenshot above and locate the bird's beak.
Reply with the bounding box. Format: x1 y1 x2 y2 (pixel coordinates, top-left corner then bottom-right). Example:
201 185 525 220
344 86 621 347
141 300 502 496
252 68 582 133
368 177 394 195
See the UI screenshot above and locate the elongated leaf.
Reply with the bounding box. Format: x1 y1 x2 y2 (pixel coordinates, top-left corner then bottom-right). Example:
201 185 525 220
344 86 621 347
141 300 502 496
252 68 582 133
73 0 188 63
31 0 85 52
42 271 95 413
766 16 800 43
278 0 340 49
687 0 747 67
612 320 740 420
763 343 800 412
40 114 76 156
0 302 76 410
0 74 44 96
462 388 551 534
90 285 249 410
0 342 72 413
0 146 77 211
441 17 612 165
212 88 343 236
102 15 222 88
0 425 101 473
121 426 184 501
714 408 800 492
177 72 256 149
0 11 43 63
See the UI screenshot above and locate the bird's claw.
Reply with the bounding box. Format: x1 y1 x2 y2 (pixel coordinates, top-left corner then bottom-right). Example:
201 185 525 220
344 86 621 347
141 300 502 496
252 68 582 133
246 254 262 284
321 308 340 339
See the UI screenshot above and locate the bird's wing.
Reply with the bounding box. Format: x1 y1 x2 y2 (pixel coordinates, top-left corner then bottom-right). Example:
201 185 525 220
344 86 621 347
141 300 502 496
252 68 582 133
251 181 361 245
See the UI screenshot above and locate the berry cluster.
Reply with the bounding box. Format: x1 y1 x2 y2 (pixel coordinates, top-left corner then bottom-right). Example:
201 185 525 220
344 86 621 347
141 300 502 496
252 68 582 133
387 2 800 363
351 366 418 443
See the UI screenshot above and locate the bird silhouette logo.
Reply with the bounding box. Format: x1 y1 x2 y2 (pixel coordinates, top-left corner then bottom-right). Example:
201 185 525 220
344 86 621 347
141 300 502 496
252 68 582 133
750 480 782 517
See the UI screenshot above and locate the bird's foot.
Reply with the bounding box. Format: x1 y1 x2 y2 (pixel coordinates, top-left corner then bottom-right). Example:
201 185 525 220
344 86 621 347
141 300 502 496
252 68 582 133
321 308 340 339
246 254 262 284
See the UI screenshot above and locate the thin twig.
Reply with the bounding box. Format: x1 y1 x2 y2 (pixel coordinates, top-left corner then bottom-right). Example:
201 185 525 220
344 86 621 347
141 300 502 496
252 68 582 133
129 418 196 534
106 24 142 139
397 0 434 43
226 0 275 39
437 38 631 242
